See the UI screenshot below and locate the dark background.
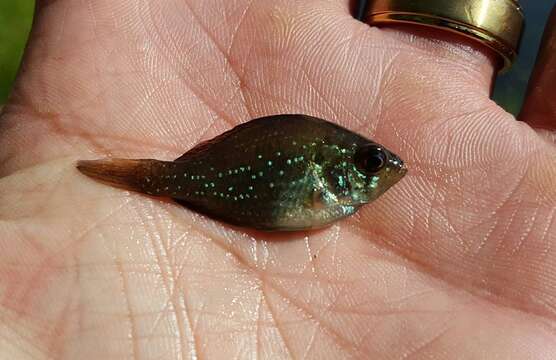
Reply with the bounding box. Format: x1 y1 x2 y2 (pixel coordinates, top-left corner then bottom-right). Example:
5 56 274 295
492 0 555 114
0 0 555 115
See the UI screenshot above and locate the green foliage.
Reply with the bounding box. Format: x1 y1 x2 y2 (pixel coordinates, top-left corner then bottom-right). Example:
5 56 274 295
0 0 34 103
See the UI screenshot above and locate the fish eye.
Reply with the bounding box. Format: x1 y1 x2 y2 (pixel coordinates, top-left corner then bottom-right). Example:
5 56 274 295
355 145 387 174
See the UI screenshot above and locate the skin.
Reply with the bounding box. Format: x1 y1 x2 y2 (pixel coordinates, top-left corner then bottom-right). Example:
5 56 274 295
0 1 555 358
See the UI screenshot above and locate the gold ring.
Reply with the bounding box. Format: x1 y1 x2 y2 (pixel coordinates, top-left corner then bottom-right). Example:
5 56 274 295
365 0 524 72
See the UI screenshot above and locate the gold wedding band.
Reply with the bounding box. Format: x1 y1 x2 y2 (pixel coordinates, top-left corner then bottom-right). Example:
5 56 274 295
365 0 524 72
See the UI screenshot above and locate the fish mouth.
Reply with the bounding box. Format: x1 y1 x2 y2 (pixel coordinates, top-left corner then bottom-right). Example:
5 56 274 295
399 162 408 176
387 154 407 178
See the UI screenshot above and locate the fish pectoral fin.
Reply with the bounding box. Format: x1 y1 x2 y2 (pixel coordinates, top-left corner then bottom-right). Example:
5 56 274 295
309 187 339 210
310 189 326 210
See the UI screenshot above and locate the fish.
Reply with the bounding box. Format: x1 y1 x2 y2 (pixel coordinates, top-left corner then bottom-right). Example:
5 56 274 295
77 114 407 231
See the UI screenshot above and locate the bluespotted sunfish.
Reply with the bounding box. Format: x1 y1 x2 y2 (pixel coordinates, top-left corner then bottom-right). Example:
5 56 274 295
77 114 407 231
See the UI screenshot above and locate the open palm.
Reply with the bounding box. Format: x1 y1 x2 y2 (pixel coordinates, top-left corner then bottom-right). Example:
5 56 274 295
1 1 555 358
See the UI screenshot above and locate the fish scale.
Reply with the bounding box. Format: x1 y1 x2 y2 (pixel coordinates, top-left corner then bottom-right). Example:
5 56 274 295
77 114 407 231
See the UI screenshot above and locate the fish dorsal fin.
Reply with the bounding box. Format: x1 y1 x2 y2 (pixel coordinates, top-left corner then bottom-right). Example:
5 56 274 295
173 114 344 162
174 114 308 162
174 138 216 161
173 123 245 161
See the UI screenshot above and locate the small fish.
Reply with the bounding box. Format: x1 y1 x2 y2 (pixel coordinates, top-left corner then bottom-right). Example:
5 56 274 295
77 114 407 231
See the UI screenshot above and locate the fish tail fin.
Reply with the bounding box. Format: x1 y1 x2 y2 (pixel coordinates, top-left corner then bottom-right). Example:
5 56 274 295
76 158 161 193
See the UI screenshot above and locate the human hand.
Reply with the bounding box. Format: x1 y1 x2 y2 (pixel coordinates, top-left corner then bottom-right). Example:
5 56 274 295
1 1 555 358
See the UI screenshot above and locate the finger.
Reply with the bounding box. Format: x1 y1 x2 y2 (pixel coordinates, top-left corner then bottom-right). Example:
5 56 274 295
519 6 556 131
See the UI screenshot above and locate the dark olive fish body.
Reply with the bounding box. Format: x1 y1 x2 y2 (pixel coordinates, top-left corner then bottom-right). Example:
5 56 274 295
77 114 406 231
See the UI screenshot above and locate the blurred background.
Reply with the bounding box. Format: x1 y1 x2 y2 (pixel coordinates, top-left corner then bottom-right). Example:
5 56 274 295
0 0 554 115
493 0 555 114
0 0 33 103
